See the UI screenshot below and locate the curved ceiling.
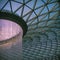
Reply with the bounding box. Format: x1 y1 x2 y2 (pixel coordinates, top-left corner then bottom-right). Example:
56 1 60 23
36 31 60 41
0 0 60 60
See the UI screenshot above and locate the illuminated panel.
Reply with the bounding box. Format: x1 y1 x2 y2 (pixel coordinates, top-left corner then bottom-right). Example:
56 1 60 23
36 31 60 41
0 19 23 41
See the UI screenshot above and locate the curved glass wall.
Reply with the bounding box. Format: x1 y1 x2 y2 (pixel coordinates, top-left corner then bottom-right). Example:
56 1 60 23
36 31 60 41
0 0 60 60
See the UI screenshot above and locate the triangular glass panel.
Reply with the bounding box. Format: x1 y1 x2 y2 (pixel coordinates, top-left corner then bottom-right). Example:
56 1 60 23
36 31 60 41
15 7 22 16
35 0 44 9
29 12 36 20
23 6 31 16
26 0 35 9
0 0 8 10
41 6 48 15
35 7 44 16
23 14 30 22
11 1 22 12
47 3 57 11
3 2 11 11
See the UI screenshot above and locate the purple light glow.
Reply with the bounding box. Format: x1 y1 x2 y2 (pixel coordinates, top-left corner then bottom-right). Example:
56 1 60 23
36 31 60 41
0 19 23 41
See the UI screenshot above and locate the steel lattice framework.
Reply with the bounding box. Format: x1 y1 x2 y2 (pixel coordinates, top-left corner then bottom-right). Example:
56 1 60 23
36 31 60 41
0 0 60 60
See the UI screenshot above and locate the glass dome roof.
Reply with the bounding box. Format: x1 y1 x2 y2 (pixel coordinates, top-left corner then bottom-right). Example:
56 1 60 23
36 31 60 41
0 0 60 60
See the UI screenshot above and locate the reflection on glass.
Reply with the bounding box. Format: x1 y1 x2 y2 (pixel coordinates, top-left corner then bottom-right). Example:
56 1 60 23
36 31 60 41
0 19 23 60
0 19 23 40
